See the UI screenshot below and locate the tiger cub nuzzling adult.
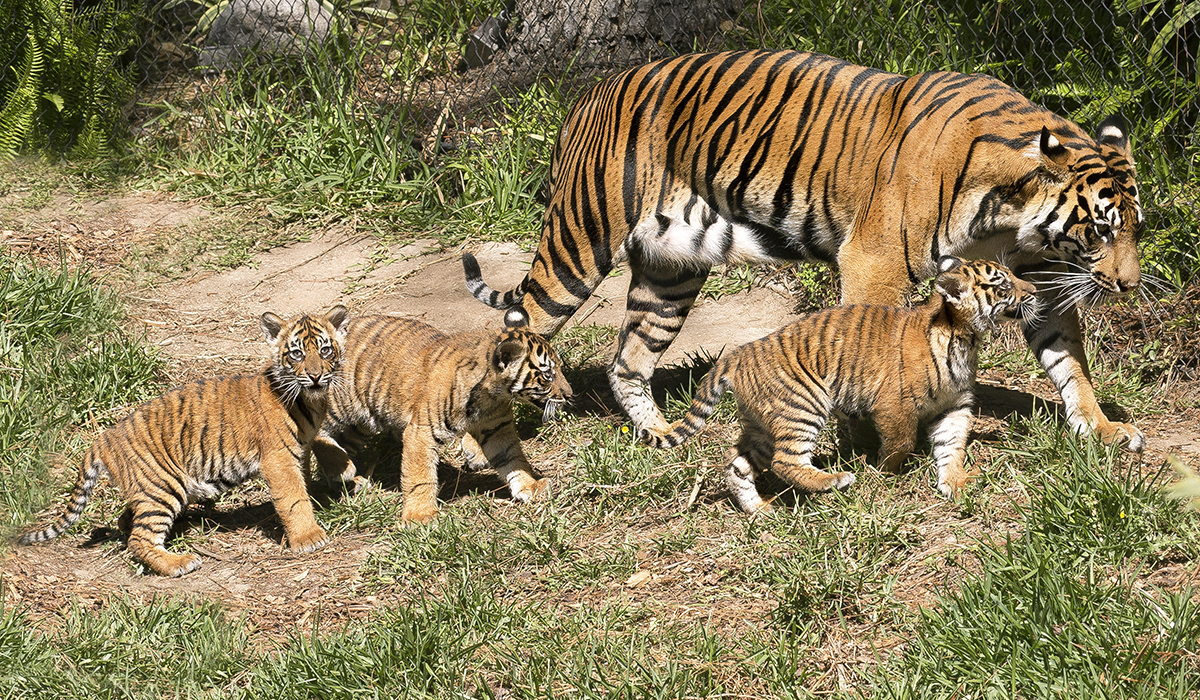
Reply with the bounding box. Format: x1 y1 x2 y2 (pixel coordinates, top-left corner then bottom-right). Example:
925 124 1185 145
19 306 350 577
463 49 1144 453
641 258 1040 511
311 314 572 524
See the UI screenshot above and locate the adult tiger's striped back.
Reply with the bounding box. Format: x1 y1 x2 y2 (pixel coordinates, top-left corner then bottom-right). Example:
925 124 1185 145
642 257 1041 511
463 49 1144 451
19 306 349 577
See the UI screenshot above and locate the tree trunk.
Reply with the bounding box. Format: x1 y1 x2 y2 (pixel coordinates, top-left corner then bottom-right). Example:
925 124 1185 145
475 0 745 86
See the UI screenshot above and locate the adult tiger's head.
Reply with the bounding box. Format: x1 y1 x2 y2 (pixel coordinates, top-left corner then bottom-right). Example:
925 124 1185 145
491 327 573 422
261 305 350 402
935 257 1041 333
1019 115 1142 302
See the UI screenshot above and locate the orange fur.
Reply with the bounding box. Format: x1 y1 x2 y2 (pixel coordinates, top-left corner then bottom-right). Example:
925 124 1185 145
313 316 572 524
464 49 1144 452
643 259 1040 510
19 306 350 576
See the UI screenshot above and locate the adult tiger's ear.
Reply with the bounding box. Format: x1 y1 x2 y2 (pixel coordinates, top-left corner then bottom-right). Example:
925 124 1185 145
504 306 530 330
260 312 283 342
937 256 962 273
494 336 527 370
1096 114 1134 162
1038 126 1071 175
325 304 351 336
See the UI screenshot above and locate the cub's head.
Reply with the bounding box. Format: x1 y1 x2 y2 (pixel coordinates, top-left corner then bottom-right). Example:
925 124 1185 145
492 326 573 422
1020 115 1142 301
935 257 1041 333
261 305 350 401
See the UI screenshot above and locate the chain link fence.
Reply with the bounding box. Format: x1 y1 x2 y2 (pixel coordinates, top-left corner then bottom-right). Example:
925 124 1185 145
3 0 1198 373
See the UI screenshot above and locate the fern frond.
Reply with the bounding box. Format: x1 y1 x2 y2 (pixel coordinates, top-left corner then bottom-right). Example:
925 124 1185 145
0 25 45 158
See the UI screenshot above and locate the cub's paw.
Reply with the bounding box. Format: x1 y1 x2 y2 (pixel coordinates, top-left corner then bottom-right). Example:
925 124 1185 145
510 476 550 503
792 467 856 493
1097 421 1145 453
401 504 440 526
744 498 774 516
638 427 671 448
827 471 857 491
937 471 976 500
348 475 373 496
288 527 331 554
147 551 202 578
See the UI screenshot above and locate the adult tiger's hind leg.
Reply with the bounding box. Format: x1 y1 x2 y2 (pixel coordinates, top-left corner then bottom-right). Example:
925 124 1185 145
608 257 710 434
1023 293 1144 451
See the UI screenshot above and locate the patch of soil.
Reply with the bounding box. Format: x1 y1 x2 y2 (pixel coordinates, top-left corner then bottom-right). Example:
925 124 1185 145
0 190 207 268
3 191 1198 646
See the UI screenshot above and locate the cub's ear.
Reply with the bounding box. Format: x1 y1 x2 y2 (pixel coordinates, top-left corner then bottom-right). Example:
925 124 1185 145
494 337 527 370
1038 126 1071 175
260 312 284 342
504 306 530 330
937 256 962 273
935 274 965 303
326 304 350 335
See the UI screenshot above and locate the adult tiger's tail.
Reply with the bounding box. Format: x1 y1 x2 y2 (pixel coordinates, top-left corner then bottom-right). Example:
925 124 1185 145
19 456 103 545
640 358 735 449
462 252 526 310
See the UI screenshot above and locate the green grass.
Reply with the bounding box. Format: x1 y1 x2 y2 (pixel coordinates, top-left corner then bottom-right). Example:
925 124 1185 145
0 253 163 531
2 183 1197 696
146 54 568 248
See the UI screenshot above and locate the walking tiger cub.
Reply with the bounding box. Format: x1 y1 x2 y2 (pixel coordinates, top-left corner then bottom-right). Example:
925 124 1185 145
311 314 572 524
641 258 1040 511
19 306 350 577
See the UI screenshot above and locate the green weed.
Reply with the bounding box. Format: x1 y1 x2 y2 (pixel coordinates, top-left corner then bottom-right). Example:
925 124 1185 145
0 254 163 530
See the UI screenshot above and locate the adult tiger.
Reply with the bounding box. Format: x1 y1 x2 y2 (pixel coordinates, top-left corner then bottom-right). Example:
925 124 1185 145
463 49 1145 450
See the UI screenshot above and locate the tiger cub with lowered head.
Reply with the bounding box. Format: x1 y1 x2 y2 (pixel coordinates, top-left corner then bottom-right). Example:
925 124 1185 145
19 306 350 576
642 258 1040 510
311 314 572 524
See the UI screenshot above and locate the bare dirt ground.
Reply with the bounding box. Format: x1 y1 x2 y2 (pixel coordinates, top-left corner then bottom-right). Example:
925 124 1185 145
3 190 1199 645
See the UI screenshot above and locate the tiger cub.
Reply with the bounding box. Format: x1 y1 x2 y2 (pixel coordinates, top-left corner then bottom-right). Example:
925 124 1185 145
19 306 350 577
311 314 572 524
641 258 1040 511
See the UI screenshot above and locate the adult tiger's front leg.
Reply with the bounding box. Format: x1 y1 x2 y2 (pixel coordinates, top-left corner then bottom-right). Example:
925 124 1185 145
607 257 710 435
1023 290 1144 452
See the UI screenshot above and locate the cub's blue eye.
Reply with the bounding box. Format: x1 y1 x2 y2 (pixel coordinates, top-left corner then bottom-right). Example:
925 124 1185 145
289 349 304 362
319 346 334 359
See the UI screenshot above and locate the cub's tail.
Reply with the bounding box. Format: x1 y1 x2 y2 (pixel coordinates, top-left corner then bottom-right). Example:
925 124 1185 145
640 359 734 449
19 458 103 545
463 252 527 311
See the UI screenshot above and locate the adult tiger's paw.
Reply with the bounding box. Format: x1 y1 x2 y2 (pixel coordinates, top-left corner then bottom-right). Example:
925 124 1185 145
288 527 330 554
1097 420 1145 453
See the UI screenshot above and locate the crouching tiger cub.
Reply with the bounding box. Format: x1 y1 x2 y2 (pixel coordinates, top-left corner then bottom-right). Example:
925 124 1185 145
311 315 572 524
19 306 350 577
641 258 1040 511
